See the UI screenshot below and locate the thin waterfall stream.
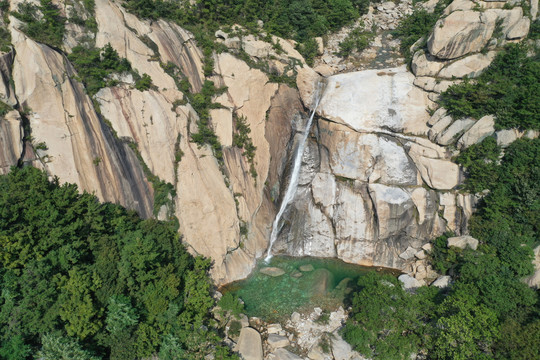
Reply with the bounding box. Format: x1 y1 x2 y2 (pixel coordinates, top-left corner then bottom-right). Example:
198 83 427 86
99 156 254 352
265 80 326 262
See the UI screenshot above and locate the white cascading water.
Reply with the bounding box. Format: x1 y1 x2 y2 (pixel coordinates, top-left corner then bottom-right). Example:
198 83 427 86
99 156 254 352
265 81 326 262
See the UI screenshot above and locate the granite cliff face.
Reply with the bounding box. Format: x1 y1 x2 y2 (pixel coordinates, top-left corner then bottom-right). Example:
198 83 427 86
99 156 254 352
0 0 535 284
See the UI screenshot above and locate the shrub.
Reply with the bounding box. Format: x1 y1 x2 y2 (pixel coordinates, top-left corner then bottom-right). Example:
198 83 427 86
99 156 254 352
135 73 153 91
13 0 66 47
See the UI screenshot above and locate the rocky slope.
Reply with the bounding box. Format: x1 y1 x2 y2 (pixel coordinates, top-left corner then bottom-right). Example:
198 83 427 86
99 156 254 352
0 0 537 288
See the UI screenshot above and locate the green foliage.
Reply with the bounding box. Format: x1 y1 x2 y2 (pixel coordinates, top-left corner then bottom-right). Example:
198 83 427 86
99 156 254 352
0 167 231 358
218 292 245 319
337 25 373 57
0 101 11 117
530 18 540 40
429 232 462 274
227 320 242 337
439 44 540 130
13 0 66 47
135 73 153 91
343 272 434 359
315 310 330 325
68 44 132 95
37 333 100 360
233 114 257 179
495 317 540 360
455 136 501 193
432 288 499 360
0 336 32 360
392 0 451 63
189 80 226 163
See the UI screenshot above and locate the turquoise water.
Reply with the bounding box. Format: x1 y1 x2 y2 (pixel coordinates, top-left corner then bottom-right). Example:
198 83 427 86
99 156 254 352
221 256 396 322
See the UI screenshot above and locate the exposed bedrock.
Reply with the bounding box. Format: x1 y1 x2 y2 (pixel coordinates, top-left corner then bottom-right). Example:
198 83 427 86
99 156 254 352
274 66 474 272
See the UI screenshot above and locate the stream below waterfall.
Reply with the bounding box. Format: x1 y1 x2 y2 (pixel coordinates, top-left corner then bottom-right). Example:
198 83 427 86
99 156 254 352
221 256 399 322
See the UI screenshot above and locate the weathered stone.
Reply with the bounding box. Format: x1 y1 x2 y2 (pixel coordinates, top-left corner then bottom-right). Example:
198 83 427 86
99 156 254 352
496 128 520 147
260 267 286 277
438 51 497 78
300 264 315 272
315 37 324 55
242 34 272 58
331 331 365 360
427 10 497 59
532 0 539 20
317 66 432 135
448 235 479 250
415 250 427 260
234 327 263 360
442 0 475 15
414 76 437 91
268 348 303 360
398 274 423 289
399 246 418 260
428 108 448 126
0 51 17 106
297 66 323 109
433 79 462 93
267 323 283 334
524 245 540 289
411 51 448 77
436 118 476 146
428 115 453 140
506 17 530 39
422 243 433 252
311 269 334 296
368 184 415 239
267 334 290 349
458 115 495 149
408 146 460 190
0 110 23 175
431 275 452 288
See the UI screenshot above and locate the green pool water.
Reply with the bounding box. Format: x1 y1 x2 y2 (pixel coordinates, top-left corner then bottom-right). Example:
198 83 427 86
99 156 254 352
221 256 395 322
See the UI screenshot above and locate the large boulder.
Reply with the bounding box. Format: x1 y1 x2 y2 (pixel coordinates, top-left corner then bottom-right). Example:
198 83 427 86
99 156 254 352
447 235 479 250
0 110 23 174
438 51 497 78
427 10 497 59
458 115 495 149
234 327 263 360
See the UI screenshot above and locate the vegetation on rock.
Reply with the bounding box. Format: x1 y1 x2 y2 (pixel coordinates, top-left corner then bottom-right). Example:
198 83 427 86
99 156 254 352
13 0 66 48
439 44 540 130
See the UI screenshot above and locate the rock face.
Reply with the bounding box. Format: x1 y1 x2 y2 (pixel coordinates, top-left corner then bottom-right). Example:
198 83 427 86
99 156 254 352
0 110 23 174
271 66 472 272
9 25 154 218
427 10 496 60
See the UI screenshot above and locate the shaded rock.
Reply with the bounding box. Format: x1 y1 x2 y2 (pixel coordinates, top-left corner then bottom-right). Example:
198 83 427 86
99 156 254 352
411 51 448 76
290 270 303 278
399 274 423 289
267 323 282 334
399 246 418 261
311 268 334 296
234 327 263 360
0 110 23 175
422 243 433 252
407 148 460 190
297 66 323 109
458 115 495 149
260 267 286 277
524 245 540 289
448 235 479 250
428 114 453 140
332 332 364 360
506 17 530 39
438 51 497 78
414 76 437 91
0 51 17 106
436 118 476 146
300 264 315 272
268 348 303 360
431 275 452 288
415 250 427 260
427 10 497 59
267 334 290 349
496 128 520 147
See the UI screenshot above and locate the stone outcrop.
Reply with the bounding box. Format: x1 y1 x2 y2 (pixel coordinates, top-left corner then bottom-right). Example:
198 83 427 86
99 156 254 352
427 10 497 60
447 235 479 250
234 327 263 360
0 110 23 174
270 65 472 272
9 23 154 218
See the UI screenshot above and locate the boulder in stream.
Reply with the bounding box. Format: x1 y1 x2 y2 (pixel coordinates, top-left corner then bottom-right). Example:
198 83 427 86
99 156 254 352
260 267 286 277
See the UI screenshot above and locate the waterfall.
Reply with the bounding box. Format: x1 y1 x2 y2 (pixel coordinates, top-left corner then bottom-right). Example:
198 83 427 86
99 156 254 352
265 81 326 262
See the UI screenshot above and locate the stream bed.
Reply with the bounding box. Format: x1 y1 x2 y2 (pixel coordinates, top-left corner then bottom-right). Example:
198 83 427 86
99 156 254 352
221 256 399 322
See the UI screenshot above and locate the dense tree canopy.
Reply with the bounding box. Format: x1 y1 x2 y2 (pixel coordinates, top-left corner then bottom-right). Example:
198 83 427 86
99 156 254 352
0 167 237 359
